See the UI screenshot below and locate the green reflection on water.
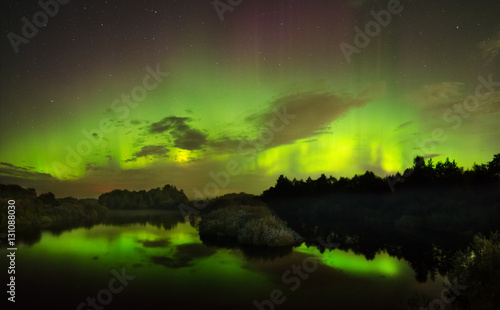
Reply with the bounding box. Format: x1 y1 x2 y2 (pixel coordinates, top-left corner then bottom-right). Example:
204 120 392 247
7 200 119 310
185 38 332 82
29 222 200 252
21 222 204 273
12 220 444 310
13 221 277 307
28 223 404 279
23 222 272 287
295 244 402 277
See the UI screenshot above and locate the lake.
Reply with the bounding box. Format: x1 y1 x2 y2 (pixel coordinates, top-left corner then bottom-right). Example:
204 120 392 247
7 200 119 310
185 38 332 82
2 211 445 309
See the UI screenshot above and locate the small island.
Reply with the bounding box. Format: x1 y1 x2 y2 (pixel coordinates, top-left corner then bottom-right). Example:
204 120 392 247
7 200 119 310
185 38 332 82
195 193 303 247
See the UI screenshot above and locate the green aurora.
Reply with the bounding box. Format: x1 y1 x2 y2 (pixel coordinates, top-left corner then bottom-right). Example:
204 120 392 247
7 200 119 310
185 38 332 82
1 1 499 198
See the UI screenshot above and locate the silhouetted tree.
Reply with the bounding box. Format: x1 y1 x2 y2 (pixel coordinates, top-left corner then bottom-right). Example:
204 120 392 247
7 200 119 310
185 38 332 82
488 153 500 176
39 192 59 206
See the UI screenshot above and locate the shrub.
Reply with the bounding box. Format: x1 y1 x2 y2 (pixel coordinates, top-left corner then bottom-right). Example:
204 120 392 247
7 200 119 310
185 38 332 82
238 217 297 246
198 203 302 247
198 207 251 237
446 232 500 310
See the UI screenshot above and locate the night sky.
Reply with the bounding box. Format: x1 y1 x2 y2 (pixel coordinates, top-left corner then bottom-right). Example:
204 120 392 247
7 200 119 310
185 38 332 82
1 0 499 198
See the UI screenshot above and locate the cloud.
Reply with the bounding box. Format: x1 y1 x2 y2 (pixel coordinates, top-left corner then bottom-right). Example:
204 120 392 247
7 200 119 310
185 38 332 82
409 83 500 133
0 162 54 180
207 136 244 153
206 85 385 154
134 145 169 158
175 130 207 150
0 162 15 168
469 90 500 115
248 84 385 149
0 162 65 197
149 117 207 150
393 121 413 131
410 82 500 116
126 145 169 162
479 31 500 64
86 162 99 171
411 82 464 109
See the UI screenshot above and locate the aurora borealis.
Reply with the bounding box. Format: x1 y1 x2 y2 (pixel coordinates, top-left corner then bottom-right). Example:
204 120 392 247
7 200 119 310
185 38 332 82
1 0 499 198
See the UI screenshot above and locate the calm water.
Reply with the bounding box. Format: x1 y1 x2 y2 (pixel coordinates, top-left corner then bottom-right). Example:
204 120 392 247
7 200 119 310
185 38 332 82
3 211 444 310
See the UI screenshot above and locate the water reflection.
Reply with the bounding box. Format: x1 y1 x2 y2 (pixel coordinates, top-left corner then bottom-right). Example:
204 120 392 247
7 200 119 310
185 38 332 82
151 243 217 268
295 244 401 277
2 209 457 283
200 235 294 261
1 210 447 310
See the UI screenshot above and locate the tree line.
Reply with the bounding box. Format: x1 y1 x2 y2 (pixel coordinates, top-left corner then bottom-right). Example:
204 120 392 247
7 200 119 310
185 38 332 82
263 154 500 199
0 184 108 228
260 154 500 281
97 184 189 210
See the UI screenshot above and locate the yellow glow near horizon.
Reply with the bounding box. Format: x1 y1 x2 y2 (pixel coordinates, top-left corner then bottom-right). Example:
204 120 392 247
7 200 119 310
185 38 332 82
172 149 191 163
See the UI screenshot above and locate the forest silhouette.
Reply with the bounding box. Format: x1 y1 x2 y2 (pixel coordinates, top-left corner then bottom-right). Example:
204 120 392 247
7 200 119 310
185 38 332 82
260 154 499 281
1 154 499 284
